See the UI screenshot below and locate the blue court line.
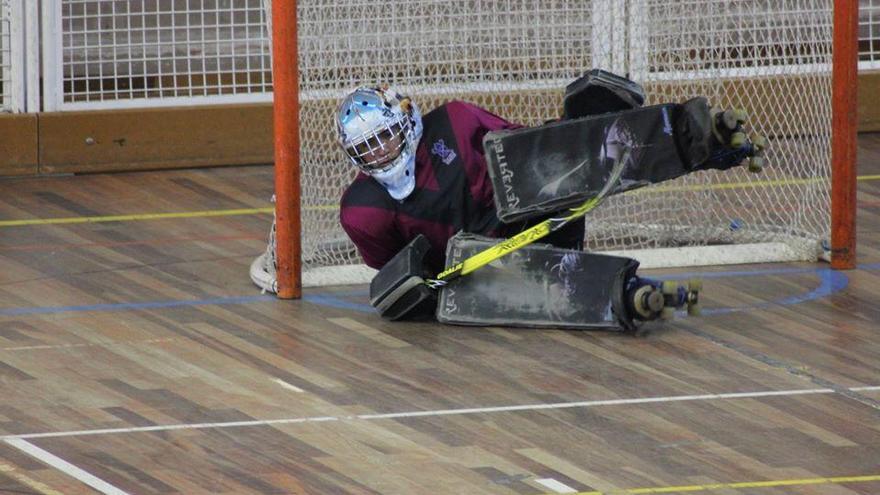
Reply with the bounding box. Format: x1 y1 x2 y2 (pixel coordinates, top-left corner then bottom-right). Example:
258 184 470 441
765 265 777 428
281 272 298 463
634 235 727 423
1 264 876 318
661 265 841 280
303 294 373 313
698 268 849 316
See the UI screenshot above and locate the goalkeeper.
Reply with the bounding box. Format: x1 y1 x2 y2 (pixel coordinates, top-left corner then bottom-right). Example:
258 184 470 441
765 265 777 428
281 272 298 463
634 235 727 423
337 85 582 274
333 75 764 321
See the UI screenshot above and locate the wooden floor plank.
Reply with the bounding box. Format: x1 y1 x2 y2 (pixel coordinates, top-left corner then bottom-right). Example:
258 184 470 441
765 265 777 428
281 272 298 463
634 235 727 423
0 137 878 493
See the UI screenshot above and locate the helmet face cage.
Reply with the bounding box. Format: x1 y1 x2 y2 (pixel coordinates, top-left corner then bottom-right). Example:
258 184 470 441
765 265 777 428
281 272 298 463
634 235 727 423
336 86 420 175
344 114 410 173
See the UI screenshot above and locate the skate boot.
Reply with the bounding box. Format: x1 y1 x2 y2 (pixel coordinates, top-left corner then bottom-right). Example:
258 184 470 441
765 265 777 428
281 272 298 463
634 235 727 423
709 107 768 173
628 278 702 321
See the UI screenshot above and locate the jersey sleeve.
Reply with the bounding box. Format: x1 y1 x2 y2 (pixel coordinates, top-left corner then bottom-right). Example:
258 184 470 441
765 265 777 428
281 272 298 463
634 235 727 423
445 101 523 214
340 204 405 270
450 100 522 156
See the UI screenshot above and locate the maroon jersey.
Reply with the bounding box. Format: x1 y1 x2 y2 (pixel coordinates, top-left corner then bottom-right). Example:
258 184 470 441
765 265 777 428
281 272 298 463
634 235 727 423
340 101 583 273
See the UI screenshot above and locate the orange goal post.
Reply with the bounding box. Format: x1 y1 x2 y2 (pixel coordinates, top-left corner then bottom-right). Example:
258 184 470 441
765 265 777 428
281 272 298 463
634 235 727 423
268 0 859 297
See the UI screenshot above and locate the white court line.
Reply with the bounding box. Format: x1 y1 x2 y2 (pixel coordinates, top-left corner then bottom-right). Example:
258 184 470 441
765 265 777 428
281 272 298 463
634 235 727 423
850 386 880 392
5 438 130 495
273 378 305 393
354 389 834 420
1 338 176 352
1 343 92 351
2 386 868 441
535 478 578 493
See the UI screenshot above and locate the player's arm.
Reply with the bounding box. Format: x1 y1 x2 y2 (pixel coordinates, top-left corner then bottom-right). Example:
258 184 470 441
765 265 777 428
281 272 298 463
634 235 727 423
444 101 522 212
340 207 405 270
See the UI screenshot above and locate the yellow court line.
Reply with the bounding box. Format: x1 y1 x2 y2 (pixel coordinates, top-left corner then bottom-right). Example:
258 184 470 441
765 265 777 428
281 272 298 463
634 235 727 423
635 173 879 195
638 177 821 194
2 174 879 228
0 207 272 227
567 474 880 495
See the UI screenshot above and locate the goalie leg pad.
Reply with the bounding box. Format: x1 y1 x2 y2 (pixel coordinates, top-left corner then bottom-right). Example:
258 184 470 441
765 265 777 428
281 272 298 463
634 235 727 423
484 99 725 224
436 233 641 331
485 103 682 223
674 97 713 168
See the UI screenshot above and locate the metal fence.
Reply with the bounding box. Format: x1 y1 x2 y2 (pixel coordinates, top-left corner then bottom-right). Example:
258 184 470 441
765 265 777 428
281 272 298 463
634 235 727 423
42 0 273 111
862 0 880 68
0 0 16 112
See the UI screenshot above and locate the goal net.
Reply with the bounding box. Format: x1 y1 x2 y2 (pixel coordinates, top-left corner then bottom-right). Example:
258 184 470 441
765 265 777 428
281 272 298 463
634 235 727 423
29 1 841 290
283 0 833 287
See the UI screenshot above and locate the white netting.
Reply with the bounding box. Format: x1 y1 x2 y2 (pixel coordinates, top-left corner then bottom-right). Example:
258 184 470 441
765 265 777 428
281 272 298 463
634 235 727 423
48 1 851 287
0 0 12 112
250 197 278 293
297 1 596 272
590 1 834 253
292 0 834 283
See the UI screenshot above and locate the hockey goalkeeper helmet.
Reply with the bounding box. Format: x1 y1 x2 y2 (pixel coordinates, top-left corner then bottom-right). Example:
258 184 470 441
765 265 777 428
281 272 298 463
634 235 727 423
336 85 423 200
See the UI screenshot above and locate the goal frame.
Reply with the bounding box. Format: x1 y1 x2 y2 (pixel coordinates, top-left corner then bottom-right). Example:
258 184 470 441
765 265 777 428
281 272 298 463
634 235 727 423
270 0 860 298
831 0 859 270
272 0 301 299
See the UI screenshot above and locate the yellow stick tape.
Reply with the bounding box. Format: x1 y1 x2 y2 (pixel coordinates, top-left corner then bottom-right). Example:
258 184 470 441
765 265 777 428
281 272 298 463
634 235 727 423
457 221 552 277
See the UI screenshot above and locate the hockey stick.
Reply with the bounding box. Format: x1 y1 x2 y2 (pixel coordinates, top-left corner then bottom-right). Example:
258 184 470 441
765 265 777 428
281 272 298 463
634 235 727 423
425 147 630 289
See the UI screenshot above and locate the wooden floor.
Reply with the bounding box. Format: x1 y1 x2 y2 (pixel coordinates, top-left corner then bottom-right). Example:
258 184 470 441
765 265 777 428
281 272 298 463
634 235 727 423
0 136 879 495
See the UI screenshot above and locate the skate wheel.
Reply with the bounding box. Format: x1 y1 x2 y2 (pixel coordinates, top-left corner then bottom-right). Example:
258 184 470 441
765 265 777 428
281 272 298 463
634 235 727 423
730 132 746 148
633 286 663 319
721 111 737 130
748 156 764 173
721 108 748 129
752 134 768 150
646 290 664 313
661 280 679 295
687 302 702 317
688 278 702 292
660 307 675 320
